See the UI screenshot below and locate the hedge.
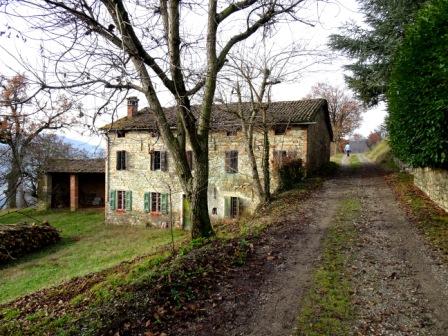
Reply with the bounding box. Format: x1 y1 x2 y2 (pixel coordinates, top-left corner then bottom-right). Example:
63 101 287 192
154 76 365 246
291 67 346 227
0 223 60 264
387 0 448 168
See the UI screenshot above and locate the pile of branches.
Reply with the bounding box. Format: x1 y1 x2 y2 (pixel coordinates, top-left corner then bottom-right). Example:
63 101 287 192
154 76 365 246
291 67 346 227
0 223 60 264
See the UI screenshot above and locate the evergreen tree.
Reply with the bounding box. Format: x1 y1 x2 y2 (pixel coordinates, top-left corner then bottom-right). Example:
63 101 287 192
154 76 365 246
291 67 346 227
329 0 426 106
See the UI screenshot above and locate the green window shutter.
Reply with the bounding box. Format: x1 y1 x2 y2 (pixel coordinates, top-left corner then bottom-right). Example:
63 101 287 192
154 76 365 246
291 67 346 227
236 197 241 218
144 192 150 213
224 197 230 218
161 151 168 171
122 151 127 170
224 151 230 173
125 191 132 211
161 193 169 214
109 190 116 210
116 151 121 170
150 152 154 171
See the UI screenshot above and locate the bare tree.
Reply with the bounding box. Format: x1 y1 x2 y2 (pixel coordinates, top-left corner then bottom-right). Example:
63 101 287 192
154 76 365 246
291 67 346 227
307 82 363 151
218 42 327 203
1 0 319 238
0 74 76 208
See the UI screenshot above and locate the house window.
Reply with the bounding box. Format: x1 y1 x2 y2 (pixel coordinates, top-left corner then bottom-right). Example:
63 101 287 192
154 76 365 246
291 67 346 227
151 192 160 212
224 196 240 218
117 130 126 138
186 150 193 170
117 190 126 210
144 192 169 214
230 197 239 218
225 150 238 173
109 190 132 211
116 150 127 170
274 125 287 135
273 150 287 165
150 151 168 171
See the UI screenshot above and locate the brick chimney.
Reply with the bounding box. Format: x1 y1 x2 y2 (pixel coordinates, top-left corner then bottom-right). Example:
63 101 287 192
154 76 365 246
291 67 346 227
127 96 139 118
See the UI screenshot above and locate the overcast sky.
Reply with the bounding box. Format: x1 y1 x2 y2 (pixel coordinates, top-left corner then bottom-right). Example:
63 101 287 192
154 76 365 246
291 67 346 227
0 0 386 149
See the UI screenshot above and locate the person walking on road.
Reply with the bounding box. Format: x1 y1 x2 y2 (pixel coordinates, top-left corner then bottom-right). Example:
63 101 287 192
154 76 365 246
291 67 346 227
344 143 351 157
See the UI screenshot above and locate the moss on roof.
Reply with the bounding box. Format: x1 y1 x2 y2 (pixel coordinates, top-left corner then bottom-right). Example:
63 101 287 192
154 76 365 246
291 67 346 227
101 99 330 134
45 159 104 174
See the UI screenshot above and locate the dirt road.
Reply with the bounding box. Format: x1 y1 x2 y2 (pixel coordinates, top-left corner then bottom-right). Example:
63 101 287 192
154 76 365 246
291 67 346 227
173 157 448 336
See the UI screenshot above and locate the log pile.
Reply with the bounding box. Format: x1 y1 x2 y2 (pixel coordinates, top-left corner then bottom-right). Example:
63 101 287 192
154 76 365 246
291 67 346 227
0 223 61 264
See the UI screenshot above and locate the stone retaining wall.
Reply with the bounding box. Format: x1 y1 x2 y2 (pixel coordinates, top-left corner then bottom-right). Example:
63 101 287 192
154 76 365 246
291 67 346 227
412 167 448 212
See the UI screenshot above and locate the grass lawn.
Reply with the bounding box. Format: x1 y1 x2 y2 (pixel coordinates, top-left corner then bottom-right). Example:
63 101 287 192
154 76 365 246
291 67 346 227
0 209 187 304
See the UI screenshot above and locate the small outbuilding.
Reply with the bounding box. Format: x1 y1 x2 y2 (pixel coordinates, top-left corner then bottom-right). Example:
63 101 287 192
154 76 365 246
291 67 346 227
40 159 105 211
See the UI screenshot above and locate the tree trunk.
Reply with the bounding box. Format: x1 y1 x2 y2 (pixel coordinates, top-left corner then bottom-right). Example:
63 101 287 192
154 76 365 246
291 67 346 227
243 125 265 202
190 144 213 239
6 167 19 209
262 112 271 203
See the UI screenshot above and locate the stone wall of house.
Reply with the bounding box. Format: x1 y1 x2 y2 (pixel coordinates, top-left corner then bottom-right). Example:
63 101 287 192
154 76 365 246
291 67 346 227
105 131 184 227
306 108 331 171
105 126 308 226
412 167 448 212
208 127 308 218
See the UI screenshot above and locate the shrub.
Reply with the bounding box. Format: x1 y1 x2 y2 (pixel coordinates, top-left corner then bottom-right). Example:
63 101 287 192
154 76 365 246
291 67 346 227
274 157 305 191
0 222 60 264
387 0 448 168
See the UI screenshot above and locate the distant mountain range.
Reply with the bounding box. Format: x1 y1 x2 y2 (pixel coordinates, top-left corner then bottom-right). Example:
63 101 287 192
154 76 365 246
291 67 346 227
62 136 105 158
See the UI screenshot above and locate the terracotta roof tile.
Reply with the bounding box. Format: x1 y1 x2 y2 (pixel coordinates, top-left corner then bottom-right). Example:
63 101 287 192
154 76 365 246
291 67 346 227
100 99 329 133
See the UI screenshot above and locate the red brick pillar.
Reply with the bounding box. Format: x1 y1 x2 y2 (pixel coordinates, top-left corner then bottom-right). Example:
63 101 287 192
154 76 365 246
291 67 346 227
70 174 79 212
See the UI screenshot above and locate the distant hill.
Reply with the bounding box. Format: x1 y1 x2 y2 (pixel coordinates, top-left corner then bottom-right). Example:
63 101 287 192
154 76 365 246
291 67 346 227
62 137 105 158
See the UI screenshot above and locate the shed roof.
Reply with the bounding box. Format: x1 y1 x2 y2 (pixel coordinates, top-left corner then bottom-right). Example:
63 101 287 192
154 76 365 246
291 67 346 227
45 159 104 174
100 99 332 139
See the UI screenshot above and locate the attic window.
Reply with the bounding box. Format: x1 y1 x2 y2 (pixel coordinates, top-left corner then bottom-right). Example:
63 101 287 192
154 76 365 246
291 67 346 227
117 130 126 138
274 125 287 135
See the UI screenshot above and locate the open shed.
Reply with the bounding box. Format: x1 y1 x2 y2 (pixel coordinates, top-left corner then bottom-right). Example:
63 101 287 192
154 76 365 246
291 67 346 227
40 159 105 211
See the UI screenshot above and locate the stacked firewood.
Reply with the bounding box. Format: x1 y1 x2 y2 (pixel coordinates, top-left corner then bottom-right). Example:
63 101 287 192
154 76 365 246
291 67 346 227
0 223 61 264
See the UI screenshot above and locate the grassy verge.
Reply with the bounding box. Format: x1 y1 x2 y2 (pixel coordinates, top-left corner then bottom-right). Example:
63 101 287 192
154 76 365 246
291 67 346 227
366 140 390 162
0 174 330 336
386 173 448 260
331 153 344 165
349 154 360 167
295 198 360 336
0 209 187 304
366 140 399 171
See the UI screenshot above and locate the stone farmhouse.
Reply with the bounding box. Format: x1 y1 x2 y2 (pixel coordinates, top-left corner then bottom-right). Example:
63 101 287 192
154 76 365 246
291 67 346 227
101 97 333 228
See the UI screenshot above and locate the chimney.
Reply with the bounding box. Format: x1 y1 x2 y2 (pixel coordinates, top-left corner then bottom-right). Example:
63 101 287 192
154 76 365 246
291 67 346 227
127 96 139 118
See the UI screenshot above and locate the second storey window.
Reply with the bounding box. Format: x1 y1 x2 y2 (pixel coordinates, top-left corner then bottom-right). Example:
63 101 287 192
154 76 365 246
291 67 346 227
116 150 127 170
150 151 168 171
225 150 238 173
186 150 193 170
